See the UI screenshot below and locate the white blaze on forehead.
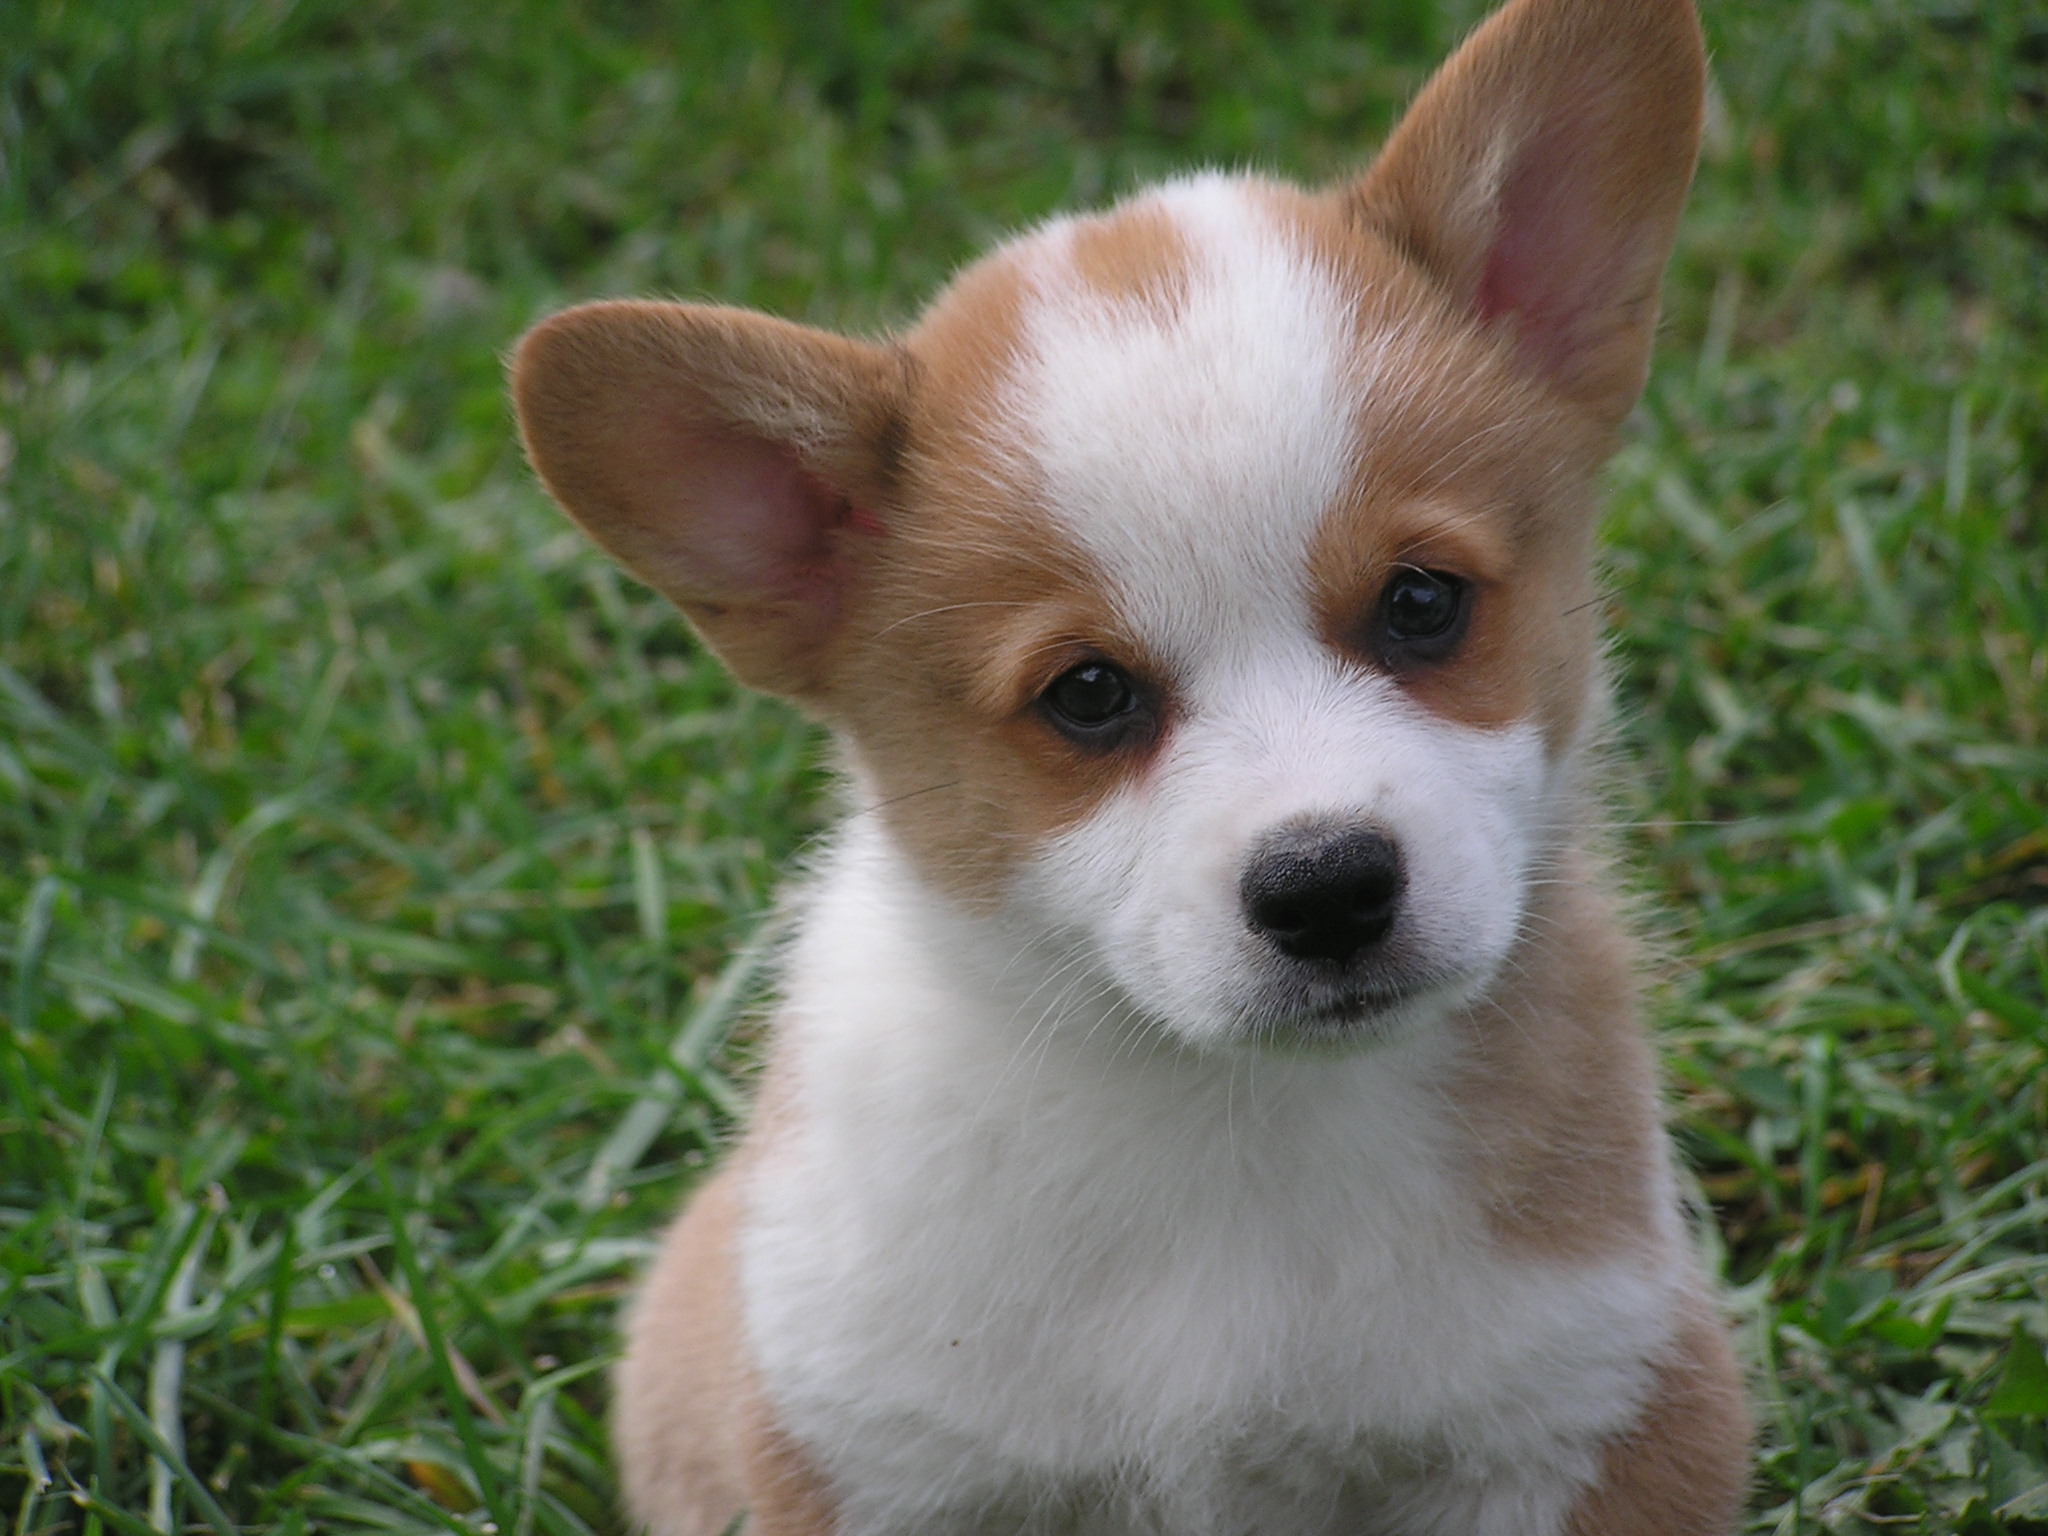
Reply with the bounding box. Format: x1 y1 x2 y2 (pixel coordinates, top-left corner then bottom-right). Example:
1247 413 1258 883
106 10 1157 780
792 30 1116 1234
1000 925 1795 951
1017 176 1363 658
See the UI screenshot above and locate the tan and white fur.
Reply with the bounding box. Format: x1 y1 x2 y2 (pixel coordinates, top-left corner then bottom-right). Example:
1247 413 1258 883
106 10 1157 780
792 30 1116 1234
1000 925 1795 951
511 0 1752 1530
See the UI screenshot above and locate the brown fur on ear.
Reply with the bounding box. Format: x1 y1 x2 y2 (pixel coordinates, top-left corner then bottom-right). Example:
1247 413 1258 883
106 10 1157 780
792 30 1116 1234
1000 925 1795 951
511 300 912 698
1344 0 1704 427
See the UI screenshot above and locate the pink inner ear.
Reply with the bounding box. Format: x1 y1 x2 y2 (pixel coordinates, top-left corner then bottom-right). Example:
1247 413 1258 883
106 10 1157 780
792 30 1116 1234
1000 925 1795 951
1473 100 1644 390
668 429 847 617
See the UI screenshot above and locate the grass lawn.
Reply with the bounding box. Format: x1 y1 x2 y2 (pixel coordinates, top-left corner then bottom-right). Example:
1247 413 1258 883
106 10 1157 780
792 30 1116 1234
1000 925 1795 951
3 0 2045 1529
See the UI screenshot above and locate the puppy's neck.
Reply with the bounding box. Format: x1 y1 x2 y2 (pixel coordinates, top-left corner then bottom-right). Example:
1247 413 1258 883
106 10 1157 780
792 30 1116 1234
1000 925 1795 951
772 809 1670 1284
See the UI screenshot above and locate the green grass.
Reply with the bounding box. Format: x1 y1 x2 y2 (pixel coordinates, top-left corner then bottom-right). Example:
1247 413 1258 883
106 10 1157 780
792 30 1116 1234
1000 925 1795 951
2 0 2043 1529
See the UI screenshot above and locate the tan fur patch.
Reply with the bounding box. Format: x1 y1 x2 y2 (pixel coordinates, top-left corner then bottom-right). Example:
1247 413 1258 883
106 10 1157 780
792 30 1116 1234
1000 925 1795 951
828 509 1170 909
1444 847 1664 1259
1309 478 1605 748
1563 1298 1752 1534
1065 200 1191 318
615 1062 846 1536
613 1167 751 1536
795 243 1175 907
738 1406 843 1535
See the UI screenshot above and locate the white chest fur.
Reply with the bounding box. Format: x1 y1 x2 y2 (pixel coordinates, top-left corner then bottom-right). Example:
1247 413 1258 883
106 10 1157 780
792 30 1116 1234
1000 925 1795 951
737 829 1689 1536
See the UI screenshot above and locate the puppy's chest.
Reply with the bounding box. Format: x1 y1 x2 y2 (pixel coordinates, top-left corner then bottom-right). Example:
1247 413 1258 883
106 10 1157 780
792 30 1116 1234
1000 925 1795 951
739 1015 1676 1531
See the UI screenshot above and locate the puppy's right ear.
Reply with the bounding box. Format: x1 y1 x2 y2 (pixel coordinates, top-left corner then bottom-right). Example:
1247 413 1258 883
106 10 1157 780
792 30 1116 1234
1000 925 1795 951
1344 0 1704 430
512 301 911 699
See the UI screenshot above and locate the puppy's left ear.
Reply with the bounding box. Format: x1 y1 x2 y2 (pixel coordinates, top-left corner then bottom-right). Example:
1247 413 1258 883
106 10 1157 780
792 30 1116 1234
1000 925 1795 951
1345 0 1704 428
512 301 911 699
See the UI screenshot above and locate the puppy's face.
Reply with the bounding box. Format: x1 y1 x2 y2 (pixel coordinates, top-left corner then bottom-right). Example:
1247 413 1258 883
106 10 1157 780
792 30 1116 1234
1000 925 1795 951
513 0 1704 1048
834 179 1605 1047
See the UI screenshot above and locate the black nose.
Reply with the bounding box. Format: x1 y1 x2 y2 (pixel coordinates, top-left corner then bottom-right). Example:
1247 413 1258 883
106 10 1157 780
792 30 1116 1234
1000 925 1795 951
1241 824 1404 965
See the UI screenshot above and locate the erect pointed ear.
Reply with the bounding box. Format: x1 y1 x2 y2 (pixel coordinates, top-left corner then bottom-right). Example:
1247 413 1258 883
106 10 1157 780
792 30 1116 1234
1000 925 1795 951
1345 0 1704 427
511 300 912 698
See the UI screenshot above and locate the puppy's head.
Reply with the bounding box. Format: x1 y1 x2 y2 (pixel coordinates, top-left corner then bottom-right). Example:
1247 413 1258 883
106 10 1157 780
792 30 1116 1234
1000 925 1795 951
513 0 1703 1049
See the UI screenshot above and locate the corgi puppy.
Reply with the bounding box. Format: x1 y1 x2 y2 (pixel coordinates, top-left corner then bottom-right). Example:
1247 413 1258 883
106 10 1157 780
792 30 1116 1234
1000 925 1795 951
512 0 1751 1529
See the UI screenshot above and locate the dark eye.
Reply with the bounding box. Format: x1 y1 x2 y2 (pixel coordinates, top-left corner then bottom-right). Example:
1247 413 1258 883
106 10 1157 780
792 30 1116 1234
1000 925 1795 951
1378 568 1469 657
1041 661 1144 745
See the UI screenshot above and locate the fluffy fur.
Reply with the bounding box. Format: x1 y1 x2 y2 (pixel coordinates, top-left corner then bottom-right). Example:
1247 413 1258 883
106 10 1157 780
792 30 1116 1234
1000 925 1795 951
512 0 1753 1530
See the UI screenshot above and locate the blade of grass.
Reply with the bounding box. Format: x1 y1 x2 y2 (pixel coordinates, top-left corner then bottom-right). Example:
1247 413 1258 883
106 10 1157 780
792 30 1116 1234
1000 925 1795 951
87 1371 236 1536
192 1387 479 1536
576 909 784 1213
374 1157 511 1530
255 1218 298 1436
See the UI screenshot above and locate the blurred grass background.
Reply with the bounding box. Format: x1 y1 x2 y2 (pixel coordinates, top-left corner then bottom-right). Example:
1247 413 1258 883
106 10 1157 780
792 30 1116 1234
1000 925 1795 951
1 0 2044 1530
